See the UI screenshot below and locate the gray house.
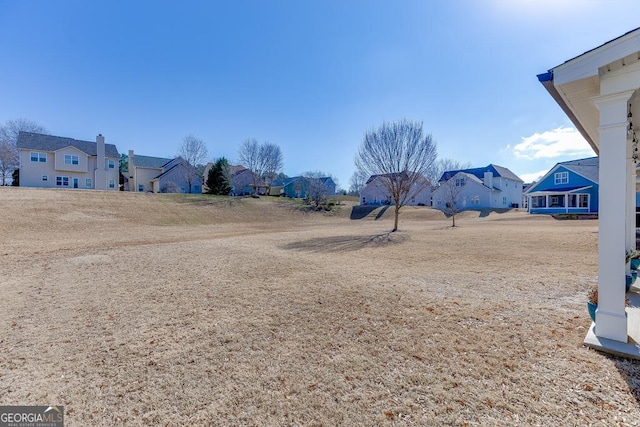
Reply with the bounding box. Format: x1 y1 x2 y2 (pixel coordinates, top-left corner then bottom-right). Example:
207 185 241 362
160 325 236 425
17 132 120 190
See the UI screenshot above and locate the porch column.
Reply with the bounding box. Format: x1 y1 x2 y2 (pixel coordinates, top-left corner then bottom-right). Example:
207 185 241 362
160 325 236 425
627 144 636 267
594 91 634 342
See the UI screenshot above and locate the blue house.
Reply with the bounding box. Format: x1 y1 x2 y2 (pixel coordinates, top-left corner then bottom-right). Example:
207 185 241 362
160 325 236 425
271 176 336 198
524 157 599 214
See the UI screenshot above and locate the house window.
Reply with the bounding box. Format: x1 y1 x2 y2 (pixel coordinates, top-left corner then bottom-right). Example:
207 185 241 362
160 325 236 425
531 195 546 208
86 178 92 188
579 194 588 208
568 194 577 207
472 196 480 205
138 184 144 192
64 155 79 165
30 152 46 162
503 196 507 205
549 195 565 207
455 177 465 187
109 179 115 189
41 175 48 182
108 159 115 169
56 176 69 187
554 172 568 185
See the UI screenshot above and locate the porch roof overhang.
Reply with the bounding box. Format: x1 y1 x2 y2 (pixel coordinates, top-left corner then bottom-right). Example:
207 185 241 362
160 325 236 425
527 185 593 196
538 27 640 155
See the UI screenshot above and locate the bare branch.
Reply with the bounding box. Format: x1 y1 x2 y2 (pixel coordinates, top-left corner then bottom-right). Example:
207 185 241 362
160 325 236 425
177 134 208 167
354 119 437 231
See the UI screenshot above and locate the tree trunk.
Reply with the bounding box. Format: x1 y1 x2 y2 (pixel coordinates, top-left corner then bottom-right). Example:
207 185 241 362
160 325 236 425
392 204 400 232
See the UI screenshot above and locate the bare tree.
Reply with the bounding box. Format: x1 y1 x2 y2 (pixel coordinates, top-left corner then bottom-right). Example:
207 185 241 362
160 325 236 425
261 142 283 186
354 119 437 232
303 170 332 209
238 138 262 195
0 141 17 186
177 134 208 193
348 169 368 196
238 139 284 195
0 118 47 185
438 173 467 227
178 134 208 167
427 158 472 186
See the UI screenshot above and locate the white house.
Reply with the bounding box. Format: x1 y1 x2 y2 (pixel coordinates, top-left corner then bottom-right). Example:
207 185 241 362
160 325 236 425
538 27 640 357
17 132 120 190
360 173 430 206
432 164 523 211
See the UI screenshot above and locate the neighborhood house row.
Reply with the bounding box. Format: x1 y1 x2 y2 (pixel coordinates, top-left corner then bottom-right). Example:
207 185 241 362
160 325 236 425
16 131 607 214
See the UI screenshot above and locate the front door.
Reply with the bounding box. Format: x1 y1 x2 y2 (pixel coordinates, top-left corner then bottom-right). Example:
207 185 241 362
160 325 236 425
73 178 79 188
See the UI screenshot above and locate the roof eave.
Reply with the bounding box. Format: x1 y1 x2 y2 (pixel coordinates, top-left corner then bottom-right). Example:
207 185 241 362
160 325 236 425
538 75 599 154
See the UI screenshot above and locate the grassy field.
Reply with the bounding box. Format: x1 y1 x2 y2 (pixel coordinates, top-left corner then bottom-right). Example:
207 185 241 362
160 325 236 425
1 187 639 426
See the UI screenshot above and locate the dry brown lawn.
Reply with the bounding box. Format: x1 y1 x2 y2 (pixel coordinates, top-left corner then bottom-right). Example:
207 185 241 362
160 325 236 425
1 187 639 426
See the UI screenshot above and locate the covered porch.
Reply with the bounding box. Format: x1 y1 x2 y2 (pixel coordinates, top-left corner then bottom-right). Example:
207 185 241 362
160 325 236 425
539 27 640 358
527 187 592 214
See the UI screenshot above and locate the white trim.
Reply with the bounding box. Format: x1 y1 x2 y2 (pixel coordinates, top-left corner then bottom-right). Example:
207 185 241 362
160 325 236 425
553 29 640 85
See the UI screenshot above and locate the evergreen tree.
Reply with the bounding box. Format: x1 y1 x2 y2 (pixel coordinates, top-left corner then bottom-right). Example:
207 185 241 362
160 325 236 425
206 157 231 195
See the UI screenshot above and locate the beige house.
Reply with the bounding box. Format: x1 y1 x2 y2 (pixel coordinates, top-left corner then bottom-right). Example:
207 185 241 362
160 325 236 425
128 150 200 193
17 132 120 190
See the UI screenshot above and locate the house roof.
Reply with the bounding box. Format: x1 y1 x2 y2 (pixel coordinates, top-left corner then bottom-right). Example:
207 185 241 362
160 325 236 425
528 185 594 194
439 164 522 183
558 156 599 183
459 172 501 191
229 165 247 176
17 131 120 158
365 171 429 186
133 154 174 169
537 27 640 154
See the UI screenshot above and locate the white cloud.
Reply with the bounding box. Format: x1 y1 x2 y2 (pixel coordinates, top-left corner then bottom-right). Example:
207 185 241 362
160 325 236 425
518 169 548 183
511 127 594 160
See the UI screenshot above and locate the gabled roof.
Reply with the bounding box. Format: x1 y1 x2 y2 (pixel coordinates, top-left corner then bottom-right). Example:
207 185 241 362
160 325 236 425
453 171 501 191
229 165 247 176
133 154 175 169
17 131 120 158
524 156 599 194
365 171 429 186
273 176 304 186
558 156 599 183
439 164 522 183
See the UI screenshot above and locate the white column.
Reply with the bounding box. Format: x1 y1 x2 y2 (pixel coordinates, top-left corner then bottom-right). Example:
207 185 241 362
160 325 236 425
595 91 634 342
627 141 636 270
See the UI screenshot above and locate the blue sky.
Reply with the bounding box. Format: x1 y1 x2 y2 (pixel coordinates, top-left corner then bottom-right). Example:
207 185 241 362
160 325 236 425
1 1 638 189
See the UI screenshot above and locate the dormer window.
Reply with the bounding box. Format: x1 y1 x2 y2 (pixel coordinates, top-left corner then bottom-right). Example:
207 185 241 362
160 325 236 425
554 171 568 185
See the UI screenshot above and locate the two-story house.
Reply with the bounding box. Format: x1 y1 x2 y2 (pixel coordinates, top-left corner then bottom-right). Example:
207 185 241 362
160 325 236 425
17 132 120 190
432 164 523 210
